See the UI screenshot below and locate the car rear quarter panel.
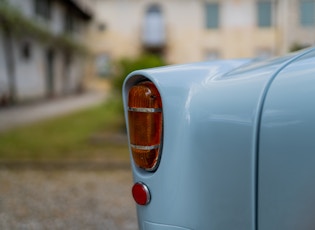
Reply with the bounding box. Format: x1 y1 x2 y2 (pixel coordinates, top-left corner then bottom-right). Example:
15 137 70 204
259 50 315 230
123 48 315 230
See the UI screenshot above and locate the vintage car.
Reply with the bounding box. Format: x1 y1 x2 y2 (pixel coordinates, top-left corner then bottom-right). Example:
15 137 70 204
122 47 315 230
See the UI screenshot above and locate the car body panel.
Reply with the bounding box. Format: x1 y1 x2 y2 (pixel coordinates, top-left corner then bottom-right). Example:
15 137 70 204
259 50 315 230
123 47 315 229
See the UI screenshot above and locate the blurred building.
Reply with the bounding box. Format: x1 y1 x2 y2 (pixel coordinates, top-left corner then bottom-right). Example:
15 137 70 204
0 0 92 105
85 0 315 76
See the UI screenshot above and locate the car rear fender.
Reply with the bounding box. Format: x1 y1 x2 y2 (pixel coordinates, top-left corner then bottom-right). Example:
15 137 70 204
122 48 315 230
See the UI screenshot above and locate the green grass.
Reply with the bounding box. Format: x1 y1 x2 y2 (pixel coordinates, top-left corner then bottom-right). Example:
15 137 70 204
0 97 129 161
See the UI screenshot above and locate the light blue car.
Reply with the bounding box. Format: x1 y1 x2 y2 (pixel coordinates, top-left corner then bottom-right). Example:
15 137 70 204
123 47 315 230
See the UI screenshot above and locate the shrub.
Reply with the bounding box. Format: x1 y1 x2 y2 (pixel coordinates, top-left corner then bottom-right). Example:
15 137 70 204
290 43 310 52
112 53 166 94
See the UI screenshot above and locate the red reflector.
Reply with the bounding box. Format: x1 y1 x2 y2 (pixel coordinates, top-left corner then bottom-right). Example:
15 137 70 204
132 182 151 205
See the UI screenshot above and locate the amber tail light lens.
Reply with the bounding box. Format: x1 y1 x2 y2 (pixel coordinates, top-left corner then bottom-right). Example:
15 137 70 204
128 81 163 171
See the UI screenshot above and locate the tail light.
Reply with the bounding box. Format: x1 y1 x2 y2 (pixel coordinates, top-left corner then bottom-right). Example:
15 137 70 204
128 81 163 171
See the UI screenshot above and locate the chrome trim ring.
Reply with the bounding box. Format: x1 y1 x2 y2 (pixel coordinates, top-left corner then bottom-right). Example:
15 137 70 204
128 107 162 113
130 144 160 150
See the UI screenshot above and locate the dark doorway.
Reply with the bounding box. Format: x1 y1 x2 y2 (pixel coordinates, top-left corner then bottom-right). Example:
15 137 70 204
62 52 72 95
46 49 54 97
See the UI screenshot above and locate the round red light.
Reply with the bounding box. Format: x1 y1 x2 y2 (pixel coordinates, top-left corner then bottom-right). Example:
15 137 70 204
132 182 151 205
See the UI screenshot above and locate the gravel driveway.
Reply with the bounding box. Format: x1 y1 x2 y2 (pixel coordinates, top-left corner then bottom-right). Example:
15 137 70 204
0 169 138 230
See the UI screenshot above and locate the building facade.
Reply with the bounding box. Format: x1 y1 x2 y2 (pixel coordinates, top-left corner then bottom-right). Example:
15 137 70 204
0 0 92 105
86 0 315 76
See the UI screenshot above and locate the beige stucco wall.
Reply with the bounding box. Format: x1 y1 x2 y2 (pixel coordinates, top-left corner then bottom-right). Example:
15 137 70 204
86 0 314 66
88 0 143 59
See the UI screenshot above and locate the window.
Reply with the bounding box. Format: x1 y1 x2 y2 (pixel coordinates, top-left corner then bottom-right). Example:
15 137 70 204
205 50 220 60
64 9 81 35
98 22 107 32
95 54 111 77
65 12 75 34
257 1 272 27
205 3 219 29
142 4 165 47
256 48 272 58
300 0 315 26
34 0 51 20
